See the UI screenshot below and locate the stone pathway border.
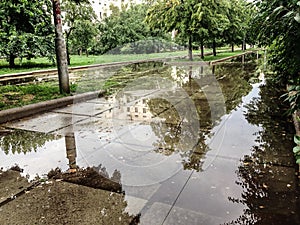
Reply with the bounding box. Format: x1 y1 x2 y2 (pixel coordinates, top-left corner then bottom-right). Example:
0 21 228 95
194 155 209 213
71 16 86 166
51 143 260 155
0 90 105 124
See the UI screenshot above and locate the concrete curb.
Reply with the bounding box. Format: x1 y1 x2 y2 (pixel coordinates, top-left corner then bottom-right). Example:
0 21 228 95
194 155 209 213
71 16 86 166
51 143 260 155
0 90 105 124
209 51 255 65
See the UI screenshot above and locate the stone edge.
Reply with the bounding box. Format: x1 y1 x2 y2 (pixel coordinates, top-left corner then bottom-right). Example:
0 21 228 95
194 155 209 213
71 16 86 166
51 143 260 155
0 90 105 124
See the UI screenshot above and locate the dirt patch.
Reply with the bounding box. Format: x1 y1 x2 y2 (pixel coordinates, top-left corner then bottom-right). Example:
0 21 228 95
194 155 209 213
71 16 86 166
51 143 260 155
0 169 30 202
22 94 35 102
0 168 140 225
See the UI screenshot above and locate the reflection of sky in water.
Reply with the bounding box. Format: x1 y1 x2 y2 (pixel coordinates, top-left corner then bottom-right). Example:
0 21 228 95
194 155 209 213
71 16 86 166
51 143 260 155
0 137 68 180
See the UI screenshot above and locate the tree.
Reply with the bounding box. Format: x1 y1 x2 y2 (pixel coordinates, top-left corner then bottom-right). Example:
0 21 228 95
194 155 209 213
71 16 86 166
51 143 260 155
61 0 97 64
252 0 300 82
146 0 231 60
146 0 201 60
97 4 161 54
52 0 70 94
70 20 97 56
0 0 54 68
51 0 89 94
223 0 247 52
205 0 230 56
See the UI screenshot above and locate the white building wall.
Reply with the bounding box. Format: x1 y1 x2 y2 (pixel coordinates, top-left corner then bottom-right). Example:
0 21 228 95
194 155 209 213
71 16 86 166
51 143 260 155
90 0 143 20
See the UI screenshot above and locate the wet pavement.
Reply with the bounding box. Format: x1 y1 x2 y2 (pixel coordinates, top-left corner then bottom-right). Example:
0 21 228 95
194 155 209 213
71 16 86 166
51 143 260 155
0 61 299 224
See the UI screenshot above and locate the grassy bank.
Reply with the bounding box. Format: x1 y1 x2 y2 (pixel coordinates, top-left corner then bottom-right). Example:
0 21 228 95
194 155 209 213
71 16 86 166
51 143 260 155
0 51 190 75
0 47 243 75
0 83 77 111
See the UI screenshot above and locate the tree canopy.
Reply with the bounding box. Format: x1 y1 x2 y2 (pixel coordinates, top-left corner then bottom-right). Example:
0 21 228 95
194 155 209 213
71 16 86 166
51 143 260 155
252 0 300 112
0 0 54 68
61 0 97 63
253 0 300 83
97 4 164 54
145 0 249 60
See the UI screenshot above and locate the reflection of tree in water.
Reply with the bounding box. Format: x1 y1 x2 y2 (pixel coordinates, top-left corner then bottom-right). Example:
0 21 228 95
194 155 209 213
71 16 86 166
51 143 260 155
0 129 58 155
148 98 181 155
214 63 257 113
146 63 257 172
225 79 299 225
147 95 206 172
103 62 167 93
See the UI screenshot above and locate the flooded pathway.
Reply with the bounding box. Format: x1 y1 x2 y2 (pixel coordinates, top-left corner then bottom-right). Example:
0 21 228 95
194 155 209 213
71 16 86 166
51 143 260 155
0 60 299 224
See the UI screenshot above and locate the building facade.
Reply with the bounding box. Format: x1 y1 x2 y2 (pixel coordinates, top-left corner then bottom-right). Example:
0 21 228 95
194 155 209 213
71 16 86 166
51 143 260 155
90 0 143 20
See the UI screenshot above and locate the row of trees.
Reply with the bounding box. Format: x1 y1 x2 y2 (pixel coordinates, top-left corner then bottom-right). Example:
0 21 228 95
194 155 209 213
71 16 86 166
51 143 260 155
146 0 255 60
0 0 255 68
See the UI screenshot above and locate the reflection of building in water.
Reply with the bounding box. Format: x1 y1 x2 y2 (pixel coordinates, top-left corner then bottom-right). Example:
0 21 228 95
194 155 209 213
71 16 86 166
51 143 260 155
126 97 153 121
99 91 156 121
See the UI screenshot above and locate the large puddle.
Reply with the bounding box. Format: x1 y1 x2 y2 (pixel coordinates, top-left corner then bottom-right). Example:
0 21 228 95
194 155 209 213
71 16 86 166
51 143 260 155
0 60 299 224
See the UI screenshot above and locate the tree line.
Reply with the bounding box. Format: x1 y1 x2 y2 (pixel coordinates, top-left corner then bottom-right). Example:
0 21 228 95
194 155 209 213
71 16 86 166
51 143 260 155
0 0 254 68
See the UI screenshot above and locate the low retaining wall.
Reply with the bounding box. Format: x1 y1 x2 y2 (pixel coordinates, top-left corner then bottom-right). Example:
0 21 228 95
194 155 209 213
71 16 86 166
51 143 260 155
209 51 255 65
0 90 105 124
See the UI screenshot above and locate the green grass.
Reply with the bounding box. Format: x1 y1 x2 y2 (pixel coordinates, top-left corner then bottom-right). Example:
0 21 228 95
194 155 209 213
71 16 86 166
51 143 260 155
0 51 191 75
0 47 238 75
0 83 77 110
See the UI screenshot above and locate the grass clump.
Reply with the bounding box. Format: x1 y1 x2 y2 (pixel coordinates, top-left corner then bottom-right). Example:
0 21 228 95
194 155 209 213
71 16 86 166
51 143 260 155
0 83 77 110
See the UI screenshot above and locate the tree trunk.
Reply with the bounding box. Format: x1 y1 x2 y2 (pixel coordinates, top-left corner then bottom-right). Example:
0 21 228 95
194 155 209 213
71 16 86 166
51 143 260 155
52 0 70 94
9 53 16 68
200 40 204 59
231 43 234 52
212 39 217 56
66 31 71 65
188 35 193 61
242 36 246 51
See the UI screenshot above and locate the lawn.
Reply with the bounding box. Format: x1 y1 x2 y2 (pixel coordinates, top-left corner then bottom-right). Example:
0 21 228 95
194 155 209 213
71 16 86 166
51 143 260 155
0 47 238 75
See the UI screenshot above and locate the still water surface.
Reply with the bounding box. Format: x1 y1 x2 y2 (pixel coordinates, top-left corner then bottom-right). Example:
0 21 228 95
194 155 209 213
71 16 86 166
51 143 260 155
0 60 299 224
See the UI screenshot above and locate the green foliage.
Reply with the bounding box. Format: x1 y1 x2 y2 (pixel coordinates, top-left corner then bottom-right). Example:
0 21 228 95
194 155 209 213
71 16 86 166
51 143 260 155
283 85 300 114
0 83 76 110
70 20 98 56
253 0 300 83
97 4 168 54
0 0 54 68
61 0 98 61
223 0 255 49
146 0 249 58
0 130 58 155
253 0 300 115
